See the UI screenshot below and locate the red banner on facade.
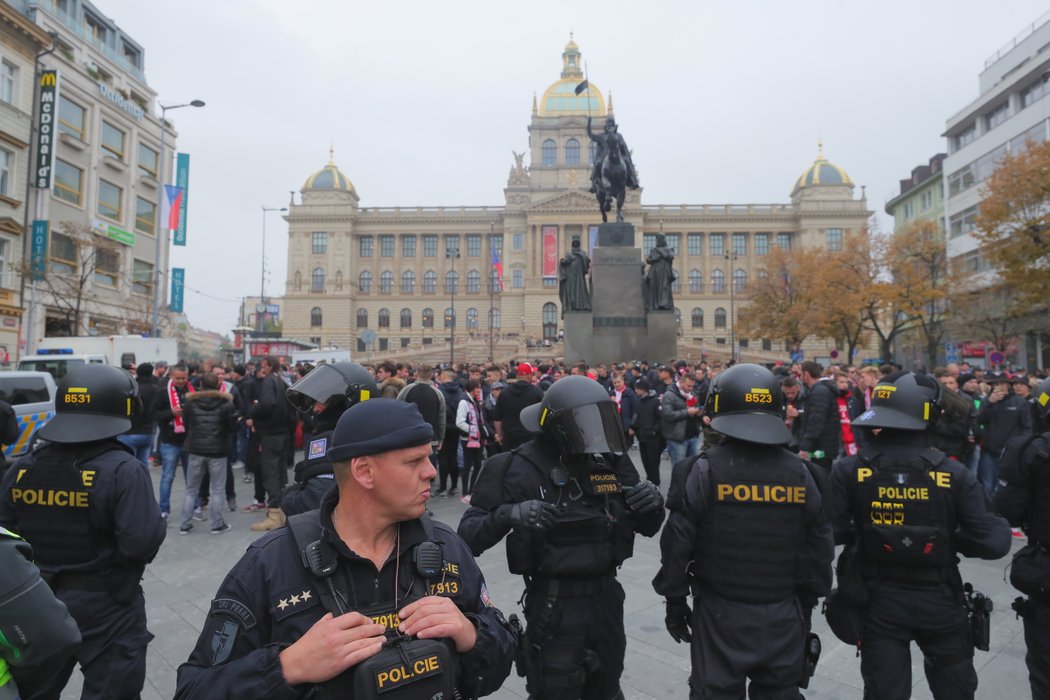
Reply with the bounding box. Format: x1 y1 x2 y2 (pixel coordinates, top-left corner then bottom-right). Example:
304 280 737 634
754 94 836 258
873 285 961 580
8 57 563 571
542 226 558 278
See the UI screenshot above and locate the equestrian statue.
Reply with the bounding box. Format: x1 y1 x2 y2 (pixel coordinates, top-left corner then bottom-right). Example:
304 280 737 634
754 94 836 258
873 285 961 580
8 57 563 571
587 115 639 223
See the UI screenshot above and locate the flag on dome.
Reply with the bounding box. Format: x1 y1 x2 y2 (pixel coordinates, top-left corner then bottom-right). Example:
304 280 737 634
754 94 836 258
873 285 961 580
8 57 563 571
491 248 504 291
574 79 588 95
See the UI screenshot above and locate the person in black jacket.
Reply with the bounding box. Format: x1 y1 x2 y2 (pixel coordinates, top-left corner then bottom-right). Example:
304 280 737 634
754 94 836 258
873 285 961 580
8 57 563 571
118 363 159 467
799 361 840 470
632 378 663 484
977 374 1032 493
152 364 193 518
250 356 294 531
609 373 638 449
493 363 543 451
931 373 977 463
436 368 468 497
179 372 238 535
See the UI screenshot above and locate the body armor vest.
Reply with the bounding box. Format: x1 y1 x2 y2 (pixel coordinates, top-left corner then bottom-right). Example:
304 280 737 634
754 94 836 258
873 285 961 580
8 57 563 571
693 444 809 603
1000 433 1050 546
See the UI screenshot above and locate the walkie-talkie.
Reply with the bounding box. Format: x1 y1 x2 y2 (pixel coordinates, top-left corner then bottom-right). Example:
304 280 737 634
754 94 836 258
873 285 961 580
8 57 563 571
414 541 443 580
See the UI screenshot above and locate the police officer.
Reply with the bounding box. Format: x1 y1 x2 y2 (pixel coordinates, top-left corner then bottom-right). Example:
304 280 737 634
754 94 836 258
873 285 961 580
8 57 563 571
0 364 166 699
281 362 378 517
176 398 515 699
655 363 834 699
459 375 665 699
994 376 1050 698
829 371 1011 699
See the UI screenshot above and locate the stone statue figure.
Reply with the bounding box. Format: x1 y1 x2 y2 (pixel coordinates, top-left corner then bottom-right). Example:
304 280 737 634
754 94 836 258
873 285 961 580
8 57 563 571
587 115 639 223
558 237 592 317
645 234 675 311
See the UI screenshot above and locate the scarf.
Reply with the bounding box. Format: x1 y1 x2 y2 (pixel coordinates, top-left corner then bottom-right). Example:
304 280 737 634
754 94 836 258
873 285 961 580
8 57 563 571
678 383 697 408
462 398 481 448
169 380 194 434
837 396 858 456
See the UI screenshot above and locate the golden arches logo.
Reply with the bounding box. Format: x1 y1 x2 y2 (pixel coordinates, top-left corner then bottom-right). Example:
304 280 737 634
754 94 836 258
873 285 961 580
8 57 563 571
39 72 56 87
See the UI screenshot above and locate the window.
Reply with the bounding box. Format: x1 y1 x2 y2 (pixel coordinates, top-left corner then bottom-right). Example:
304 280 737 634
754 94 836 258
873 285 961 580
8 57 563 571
466 269 481 292
512 269 524 288
93 248 119 288
379 270 393 293
0 60 15 105
643 234 656 256
691 308 704 327
401 270 415 293
733 268 747 293
132 259 152 296
826 228 843 251
489 307 501 329
423 235 438 257
777 232 792 250
985 102 1009 131
378 308 390 328
711 269 725 293
310 307 322 327
58 97 85 140
422 308 434 328
920 190 933 210
489 268 502 292
311 232 327 254
902 201 914 219
672 270 681 293
565 138 580 166
715 307 727 328
489 234 503 258
101 121 125 160
762 339 772 352
466 234 481 257
359 236 373 257
466 307 479 329
953 123 977 151
666 234 680 254
543 302 558 325
356 309 368 328
949 206 978 239
97 179 122 222
380 235 395 257
754 233 770 256
402 235 416 257
84 12 108 43
445 235 460 257
423 270 437 294
0 148 10 196
49 232 77 274
542 139 557 167
444 307 456 328
134 196 155 234
1009 120 1047 154
54 159 83 205
710 233 725 256
512 232 524 251
444 270 458 294
948 164 976 196
400 308 412 328
732 232 747 256
1022 75 1050 108
687 233 702 256
311 267 325 292
689 269 702 292
359 270 372 293
137 143 158 178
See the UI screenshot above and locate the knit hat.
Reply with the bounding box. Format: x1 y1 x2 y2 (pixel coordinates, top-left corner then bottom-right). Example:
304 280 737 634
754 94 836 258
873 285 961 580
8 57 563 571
327 398 434 461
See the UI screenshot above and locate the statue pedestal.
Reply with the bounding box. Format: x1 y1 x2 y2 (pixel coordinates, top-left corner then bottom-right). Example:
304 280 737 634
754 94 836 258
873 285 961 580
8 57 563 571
562 312 593 364
646 310 678 364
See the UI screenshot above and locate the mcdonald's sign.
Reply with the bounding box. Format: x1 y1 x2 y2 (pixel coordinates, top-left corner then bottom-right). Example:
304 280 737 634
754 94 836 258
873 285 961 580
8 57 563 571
34 70 59 189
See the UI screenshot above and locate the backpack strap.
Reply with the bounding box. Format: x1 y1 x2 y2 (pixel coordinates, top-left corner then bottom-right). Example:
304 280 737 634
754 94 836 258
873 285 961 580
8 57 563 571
287 510 346 616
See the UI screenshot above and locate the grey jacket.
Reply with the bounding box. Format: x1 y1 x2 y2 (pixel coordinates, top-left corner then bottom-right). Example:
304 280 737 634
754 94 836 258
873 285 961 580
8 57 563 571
660 384 695 442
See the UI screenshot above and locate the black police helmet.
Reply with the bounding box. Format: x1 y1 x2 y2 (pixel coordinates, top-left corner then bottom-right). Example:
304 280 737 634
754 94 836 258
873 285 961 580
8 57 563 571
704 363 791 446
285 362 378 415
851 371 941 432
38 364 136 443
1033 377 1050 422
520 375 627 454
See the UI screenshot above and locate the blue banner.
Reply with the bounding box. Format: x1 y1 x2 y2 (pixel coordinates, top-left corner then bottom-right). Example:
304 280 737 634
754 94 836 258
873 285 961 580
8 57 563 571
30 220 48 281
174 153 189 245
169 267 185 313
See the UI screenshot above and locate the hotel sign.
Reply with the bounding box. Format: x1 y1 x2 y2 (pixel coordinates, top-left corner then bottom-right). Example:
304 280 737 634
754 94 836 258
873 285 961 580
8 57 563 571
98 83 144 121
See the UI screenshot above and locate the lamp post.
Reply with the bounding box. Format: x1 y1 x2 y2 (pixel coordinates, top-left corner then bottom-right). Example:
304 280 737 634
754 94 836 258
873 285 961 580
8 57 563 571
725 250 738 362
151 100 204 338
446 238 460 366
488 221 496 363
258 206 287 332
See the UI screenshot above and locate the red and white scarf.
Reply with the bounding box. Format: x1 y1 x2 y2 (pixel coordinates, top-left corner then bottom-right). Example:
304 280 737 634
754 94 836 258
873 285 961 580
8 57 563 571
837 396 858 456
463 399 481 449
169 380 194 434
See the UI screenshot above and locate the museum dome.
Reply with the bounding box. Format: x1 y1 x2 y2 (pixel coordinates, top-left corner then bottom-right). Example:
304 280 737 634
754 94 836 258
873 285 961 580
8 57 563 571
793 144 852 193
538 34 606 117
303 150 356 193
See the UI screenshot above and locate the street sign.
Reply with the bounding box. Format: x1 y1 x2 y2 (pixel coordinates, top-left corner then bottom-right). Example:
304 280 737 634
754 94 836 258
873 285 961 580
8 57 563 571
989 350 1005 366
360 329 377 345
790 351 804 363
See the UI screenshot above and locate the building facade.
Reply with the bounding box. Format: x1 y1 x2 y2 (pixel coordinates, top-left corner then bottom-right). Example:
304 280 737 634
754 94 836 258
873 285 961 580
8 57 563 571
281 38 872 364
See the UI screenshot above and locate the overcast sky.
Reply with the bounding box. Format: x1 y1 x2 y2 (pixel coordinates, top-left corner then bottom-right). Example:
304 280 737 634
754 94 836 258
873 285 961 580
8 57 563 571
96 0 1049 335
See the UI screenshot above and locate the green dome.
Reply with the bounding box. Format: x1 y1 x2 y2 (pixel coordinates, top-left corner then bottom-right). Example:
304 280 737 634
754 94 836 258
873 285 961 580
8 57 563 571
303 159 355 193
794 146 852 193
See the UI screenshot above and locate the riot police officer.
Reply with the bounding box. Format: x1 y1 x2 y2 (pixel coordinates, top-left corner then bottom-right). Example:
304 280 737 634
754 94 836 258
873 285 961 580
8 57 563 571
995 376 1050 698
0 364 166 699
282 361 378 517
459 375 665 699
828 371 1011 699
655 363 834 699
176 398 515 698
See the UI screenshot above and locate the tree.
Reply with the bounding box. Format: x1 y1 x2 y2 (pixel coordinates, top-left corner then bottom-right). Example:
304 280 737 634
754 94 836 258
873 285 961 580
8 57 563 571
947 276 1026 355
811 231 873 363
737 243 822 350
886 219 950 367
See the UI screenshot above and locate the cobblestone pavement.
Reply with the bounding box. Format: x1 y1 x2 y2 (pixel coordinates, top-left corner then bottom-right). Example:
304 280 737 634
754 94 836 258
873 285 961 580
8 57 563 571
58 452 1032 699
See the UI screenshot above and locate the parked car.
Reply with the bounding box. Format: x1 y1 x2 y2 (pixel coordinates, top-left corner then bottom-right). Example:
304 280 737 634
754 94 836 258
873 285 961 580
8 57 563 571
0 371 57 460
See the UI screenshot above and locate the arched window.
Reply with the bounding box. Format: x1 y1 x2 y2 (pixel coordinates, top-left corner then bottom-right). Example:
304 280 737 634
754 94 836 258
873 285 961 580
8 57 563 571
378 308 390 328
401 270 415 293
444 307 456 328
672 269 681 293
542 302 558 324
444 270 458 294
423 270 437 294
565 138 581 166
311 267 325 293
310 307 322 327
379 270 393 293
689 269 702 293
294 271 302 291
466 270 481 293
715 307 727 328
489 268 502 292
356 308 368 328
489 307 501 329
691 307 704 328
400 308 412 328
711 269 725 293
422 308 434 328
542 139 557 167
733 268 747 293
466 307 479 329
335 270 344 291
359 270 372 293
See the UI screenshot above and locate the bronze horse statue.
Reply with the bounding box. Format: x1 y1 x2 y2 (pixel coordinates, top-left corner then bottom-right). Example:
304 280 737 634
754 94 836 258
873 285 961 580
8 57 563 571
595 137 627 223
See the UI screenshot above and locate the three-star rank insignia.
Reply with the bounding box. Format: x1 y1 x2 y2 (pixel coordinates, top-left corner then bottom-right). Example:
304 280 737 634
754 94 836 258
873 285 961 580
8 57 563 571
273 588 317 621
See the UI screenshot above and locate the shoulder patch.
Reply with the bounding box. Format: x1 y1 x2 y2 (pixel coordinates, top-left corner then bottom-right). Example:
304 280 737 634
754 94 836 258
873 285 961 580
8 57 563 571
210 620 239 665
480 582 494 608
272 587 319 621
209 598 257 630
308 438 327 460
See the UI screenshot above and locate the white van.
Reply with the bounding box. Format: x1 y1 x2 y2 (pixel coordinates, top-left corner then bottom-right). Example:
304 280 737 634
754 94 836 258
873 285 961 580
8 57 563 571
17 351 107 381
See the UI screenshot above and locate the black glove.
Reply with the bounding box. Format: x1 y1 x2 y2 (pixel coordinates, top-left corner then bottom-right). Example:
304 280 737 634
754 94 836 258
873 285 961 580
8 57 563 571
494 500 559 531
624 480 664 514
665 598 692 643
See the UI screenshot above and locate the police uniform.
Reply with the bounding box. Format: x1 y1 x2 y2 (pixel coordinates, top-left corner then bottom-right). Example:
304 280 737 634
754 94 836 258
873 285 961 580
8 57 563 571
0 365 166 699
459 375 665 700
655 363 834 699
829 371 1011 700
176 398 515 699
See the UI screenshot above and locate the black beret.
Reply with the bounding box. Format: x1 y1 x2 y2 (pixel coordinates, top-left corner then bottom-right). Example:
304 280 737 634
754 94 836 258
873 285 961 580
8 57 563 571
327 398 434 461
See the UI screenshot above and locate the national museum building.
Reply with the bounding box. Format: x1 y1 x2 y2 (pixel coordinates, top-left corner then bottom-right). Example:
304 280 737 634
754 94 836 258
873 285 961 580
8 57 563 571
280 38 871 363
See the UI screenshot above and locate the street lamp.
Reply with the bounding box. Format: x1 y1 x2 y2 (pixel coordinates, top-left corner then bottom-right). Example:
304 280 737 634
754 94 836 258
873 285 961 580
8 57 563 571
725 250 738 362
151 99 205 338
259 206 287 332
446 239 460 366
488 221 497 363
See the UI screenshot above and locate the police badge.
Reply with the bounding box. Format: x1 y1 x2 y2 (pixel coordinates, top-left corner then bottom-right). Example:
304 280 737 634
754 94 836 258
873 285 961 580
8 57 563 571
211 620 239 665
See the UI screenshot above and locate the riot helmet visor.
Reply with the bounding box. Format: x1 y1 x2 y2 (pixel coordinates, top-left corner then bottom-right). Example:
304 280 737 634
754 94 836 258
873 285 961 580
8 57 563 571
543 400 627 455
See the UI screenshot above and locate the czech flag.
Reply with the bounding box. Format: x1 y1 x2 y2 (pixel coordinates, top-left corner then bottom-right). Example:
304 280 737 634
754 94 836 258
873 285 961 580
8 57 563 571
491 248 504 291
162 185 183 231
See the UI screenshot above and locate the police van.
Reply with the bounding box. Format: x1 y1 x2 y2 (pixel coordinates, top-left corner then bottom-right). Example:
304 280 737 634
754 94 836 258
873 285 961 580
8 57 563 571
0 371 57 460
16 349 107 381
